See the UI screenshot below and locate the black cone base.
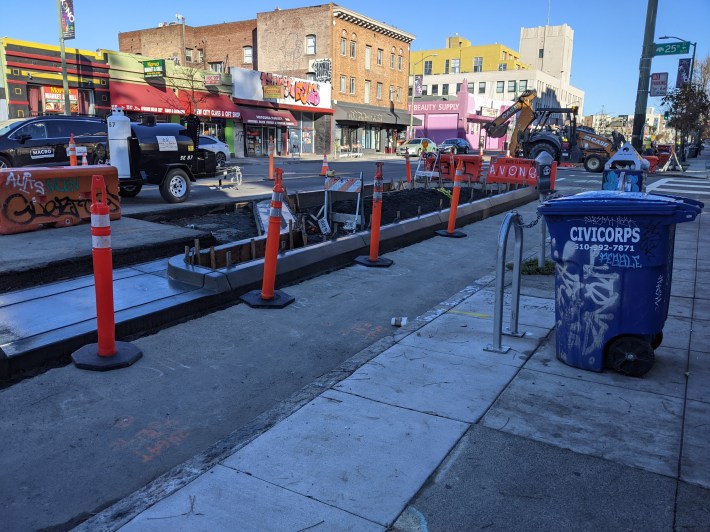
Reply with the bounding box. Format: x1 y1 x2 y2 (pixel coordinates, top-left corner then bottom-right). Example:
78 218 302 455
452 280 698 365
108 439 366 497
72 341 143 371
354 255 394 268
435 229 467 238
240 289 295 309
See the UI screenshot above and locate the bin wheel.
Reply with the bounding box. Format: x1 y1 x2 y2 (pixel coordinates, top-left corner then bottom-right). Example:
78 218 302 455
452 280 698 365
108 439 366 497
651 332 663 350
605 336 655 377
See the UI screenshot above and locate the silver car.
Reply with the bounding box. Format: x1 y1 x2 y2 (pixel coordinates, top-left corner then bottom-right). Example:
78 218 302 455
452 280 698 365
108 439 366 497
198 135 230 166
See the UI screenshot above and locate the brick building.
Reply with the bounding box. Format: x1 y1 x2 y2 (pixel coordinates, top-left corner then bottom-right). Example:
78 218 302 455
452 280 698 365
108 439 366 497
118 4 416 156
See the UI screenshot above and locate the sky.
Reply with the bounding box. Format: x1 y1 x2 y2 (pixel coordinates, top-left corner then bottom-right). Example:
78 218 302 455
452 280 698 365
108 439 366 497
3 0 709 117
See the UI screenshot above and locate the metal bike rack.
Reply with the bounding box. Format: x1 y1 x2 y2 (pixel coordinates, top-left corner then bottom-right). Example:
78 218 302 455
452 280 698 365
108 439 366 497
485 211 526 353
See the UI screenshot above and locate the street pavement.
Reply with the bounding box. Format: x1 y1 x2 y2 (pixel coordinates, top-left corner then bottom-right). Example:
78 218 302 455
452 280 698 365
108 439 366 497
1 146 709 530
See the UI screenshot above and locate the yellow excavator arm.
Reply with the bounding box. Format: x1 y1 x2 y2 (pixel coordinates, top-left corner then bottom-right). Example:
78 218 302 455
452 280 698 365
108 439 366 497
483 89 537 154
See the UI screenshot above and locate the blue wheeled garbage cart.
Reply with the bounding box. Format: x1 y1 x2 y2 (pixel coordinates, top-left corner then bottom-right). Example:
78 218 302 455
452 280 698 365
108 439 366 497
538 191 703 377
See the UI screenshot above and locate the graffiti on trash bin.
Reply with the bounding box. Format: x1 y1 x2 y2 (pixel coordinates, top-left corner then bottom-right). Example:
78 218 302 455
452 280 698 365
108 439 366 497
654 274 664 312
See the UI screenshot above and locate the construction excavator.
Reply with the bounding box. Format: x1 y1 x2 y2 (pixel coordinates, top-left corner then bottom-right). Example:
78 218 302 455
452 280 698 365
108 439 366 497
483 89 624 172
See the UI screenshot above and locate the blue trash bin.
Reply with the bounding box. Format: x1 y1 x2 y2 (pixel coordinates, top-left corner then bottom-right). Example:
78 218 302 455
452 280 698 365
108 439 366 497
538 191 703 376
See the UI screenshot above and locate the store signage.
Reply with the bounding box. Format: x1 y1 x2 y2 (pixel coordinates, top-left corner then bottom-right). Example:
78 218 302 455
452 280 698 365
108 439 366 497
650 72 668 97
143 59 166 78
262 85 282 99
43 86 78 113
204 74 221 86
60 0 75 40
480 107 499 118
412 101 460 113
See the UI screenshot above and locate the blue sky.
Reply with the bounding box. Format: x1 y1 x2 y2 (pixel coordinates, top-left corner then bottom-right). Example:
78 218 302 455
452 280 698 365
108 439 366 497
4 0 708 117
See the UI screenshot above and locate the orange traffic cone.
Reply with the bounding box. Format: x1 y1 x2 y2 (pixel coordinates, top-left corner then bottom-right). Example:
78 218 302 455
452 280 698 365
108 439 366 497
68 133 77 166
81 153 88 166
320 153 329 176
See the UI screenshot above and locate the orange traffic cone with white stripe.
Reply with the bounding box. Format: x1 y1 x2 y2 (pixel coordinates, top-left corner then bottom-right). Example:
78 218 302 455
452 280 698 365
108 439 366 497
320 153 329 176
68 133 77 166
82 153 88 166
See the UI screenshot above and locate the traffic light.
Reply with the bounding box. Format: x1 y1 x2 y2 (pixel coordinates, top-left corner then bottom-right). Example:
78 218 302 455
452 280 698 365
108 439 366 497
663 111 670 120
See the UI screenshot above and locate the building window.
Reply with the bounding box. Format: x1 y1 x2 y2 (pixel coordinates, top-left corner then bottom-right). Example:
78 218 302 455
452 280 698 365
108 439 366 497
350 39 357 58
444 59 450 74
456 83 461 93
468 82 474 93
424 60 433 75
398 55 402 71
376 82 382 100
306 72 316 81
519 80 528 92
451 59 460 74
473 57 483 72
350 77 356 94
209 62 224 72
496 81 504 93
243 46 252 64
364 80 371 103
498 64 507 71
479 81 486 94
365 46 371 70
422 85 428 96
508 80 516 93
397 87 402 103
340 75 346 93
501 51 507 60
306 34 316 55
377 48 383 66
389 85 394 102
390 53 395 68
538 48 544 58
431 84 439 96
442 84 449 96
340 38 346 56
197 49 204 63
185 48 193 62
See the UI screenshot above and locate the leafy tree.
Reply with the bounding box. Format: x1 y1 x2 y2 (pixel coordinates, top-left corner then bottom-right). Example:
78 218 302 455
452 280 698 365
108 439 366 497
661 67 710 157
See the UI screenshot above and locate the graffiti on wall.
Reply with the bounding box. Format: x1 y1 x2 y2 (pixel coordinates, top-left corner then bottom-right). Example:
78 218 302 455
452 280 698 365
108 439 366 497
311 58 332 83
260 72 321 106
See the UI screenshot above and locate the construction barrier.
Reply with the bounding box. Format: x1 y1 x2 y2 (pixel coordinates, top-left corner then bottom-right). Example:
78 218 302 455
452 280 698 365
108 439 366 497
437 154 484 183
642 155 659 173
0 165 120 235
405 150 412 184
355 162 393 268
240 168 295 308
436 158 467 239
71 174 142 371
486 156 557 189
268 137 275 180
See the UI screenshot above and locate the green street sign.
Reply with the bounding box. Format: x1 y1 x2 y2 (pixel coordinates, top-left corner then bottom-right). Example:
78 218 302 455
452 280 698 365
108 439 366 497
653 41 690 56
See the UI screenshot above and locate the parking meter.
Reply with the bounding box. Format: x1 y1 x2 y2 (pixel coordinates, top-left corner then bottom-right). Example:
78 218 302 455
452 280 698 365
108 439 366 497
535 151 554 195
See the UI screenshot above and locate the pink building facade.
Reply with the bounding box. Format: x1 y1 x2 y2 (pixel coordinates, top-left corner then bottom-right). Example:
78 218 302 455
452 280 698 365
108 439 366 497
409 80 513 152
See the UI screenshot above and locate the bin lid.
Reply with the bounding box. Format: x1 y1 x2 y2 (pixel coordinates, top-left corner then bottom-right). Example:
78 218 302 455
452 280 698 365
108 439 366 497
538 191 703 220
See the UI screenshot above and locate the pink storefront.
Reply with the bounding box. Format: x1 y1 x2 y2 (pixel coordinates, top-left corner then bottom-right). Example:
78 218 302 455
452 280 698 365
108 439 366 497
409 81 511 152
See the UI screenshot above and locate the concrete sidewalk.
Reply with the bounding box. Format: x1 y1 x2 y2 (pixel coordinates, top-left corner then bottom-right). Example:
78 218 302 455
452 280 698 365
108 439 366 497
77 199 710 529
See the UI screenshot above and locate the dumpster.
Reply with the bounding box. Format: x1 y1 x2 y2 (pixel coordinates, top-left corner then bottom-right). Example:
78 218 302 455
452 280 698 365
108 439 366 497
538 191 703 376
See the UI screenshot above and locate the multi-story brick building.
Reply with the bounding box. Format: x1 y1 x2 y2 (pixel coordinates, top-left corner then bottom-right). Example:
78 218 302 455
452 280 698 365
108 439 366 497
118 4 416 156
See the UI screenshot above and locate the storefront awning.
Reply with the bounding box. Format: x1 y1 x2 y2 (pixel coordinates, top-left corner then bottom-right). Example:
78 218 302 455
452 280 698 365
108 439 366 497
334 103 420 126
239 106 297 126
110 81 240 119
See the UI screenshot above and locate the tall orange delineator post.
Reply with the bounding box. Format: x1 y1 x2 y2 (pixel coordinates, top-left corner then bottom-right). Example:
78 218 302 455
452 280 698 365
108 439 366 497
320 153 329 176
72 175 143 371
240 168 295 308
68 133 78 166
355 162 393 268
436 159 467 238
405 149 412 185
268 136 275 180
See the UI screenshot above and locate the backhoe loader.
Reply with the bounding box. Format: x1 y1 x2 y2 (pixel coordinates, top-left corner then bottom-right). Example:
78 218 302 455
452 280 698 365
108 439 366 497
483 89 624 172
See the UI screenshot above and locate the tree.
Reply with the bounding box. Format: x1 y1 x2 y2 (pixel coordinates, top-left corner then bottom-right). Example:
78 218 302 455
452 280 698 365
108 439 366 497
661 79 710 159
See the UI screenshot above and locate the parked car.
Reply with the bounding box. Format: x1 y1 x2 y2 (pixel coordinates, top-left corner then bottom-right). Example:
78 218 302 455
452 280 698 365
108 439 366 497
396 138 437 157
198 135 230 166
437 138 473 155
0 115 108 168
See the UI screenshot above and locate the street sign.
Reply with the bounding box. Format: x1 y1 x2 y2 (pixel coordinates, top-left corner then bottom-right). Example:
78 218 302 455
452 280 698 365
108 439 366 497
650 72 668 97
653 41 690 56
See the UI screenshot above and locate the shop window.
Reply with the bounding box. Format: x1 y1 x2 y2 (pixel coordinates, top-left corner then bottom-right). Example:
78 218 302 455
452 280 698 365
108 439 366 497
306 34 316 55
243 46 252 64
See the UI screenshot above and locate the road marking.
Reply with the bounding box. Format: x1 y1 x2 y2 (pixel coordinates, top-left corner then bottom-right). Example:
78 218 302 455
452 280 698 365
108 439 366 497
646 177 710 198
447 309 492 319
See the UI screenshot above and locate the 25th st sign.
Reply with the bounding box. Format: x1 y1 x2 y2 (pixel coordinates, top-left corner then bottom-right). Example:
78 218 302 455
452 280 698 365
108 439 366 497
653 41 690 56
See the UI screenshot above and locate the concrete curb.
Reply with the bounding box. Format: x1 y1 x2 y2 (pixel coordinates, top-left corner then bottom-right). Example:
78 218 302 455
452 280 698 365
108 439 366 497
167 187 538 293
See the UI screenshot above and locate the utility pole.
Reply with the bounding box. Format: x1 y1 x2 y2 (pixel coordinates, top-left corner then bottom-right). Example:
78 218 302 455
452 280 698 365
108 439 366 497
56 0 72 116
631 0 658 152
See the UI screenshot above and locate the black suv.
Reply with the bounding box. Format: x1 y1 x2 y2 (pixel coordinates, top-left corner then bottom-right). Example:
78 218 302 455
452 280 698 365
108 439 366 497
0 115 108 168
437 138 473 155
